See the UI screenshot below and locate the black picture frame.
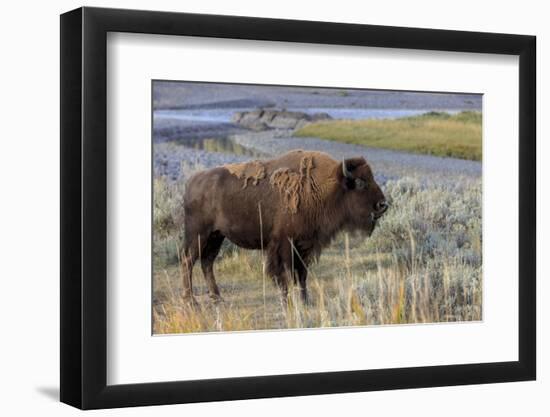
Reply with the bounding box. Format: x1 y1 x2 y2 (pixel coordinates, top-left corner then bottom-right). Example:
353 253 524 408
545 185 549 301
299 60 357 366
60 6 536 410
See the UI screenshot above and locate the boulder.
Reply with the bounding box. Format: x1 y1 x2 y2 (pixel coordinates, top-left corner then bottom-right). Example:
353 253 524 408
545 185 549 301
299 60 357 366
232 109 331 131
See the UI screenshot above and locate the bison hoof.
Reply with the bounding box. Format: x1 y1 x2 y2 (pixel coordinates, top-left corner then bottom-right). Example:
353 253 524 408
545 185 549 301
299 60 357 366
183 296 200 309
209 294 225 304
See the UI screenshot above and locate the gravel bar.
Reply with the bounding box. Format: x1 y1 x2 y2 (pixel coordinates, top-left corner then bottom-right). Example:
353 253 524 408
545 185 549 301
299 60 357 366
231 131 481 183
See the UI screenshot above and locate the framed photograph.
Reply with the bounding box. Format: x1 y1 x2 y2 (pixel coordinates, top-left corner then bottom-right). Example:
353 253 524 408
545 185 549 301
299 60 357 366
60 6 536 409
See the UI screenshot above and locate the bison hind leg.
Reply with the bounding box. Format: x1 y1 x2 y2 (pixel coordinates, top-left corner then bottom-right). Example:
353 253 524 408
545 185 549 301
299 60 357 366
180 249 199 307
200 231 225 302
181 225 211 305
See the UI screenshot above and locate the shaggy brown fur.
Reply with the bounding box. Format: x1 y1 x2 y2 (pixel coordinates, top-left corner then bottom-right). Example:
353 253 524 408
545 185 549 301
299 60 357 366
270 168 302 213
181 149 388 305
269 153 326 213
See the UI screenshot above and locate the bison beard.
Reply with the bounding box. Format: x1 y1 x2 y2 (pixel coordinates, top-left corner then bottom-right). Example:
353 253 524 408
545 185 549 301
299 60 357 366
181 150 387 306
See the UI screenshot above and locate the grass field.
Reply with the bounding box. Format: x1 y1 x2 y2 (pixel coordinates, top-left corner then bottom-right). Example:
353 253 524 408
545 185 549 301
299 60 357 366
153 174 482 334
294 111 482 161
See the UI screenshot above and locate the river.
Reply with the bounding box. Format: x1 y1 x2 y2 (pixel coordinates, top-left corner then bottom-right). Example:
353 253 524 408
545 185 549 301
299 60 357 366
153 107 460 155
153 107 481 184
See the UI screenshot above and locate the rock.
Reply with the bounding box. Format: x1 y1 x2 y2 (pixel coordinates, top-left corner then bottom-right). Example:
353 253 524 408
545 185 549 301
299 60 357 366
310 112 332 121
232 109 332 131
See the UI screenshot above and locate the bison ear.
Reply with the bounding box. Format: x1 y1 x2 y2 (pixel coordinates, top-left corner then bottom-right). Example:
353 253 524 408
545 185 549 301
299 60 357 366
338 157 367 190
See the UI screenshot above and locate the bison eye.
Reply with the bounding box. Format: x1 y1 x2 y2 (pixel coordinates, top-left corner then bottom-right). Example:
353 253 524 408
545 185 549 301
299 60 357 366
355 178 367 190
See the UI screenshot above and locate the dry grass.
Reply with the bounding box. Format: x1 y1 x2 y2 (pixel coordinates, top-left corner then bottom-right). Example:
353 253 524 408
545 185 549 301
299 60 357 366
153 175 482 334
294 111 482 160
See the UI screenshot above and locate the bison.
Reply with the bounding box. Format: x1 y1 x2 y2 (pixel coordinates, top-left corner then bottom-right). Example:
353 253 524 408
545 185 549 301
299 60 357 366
181 150 388 305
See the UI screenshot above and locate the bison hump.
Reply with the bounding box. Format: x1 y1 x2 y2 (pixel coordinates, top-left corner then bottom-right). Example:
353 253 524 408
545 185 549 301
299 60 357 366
269 154 329 214
224 151 338 214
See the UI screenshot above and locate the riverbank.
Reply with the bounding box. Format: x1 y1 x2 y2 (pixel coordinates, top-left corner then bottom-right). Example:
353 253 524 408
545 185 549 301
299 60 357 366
154 128 481 187
295 111 482 161
153 106 481 186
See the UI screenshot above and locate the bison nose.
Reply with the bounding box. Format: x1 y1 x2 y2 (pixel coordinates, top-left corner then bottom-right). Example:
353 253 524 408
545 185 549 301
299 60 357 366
374 200 389 216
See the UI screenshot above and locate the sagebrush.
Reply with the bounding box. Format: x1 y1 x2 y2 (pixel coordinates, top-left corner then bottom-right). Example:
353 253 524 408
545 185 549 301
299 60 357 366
153 174 482 333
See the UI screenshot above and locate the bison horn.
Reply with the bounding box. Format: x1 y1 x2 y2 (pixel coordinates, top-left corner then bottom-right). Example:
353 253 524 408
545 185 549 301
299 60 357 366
342 159 352 179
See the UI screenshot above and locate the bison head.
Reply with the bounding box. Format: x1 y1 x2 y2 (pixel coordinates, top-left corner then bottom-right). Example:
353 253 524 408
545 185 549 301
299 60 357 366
337 157 388 233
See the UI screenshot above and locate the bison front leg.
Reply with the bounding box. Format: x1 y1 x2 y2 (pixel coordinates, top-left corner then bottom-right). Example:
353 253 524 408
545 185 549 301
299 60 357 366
275 274 289 308
267 240 292 307
295 262 309 304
